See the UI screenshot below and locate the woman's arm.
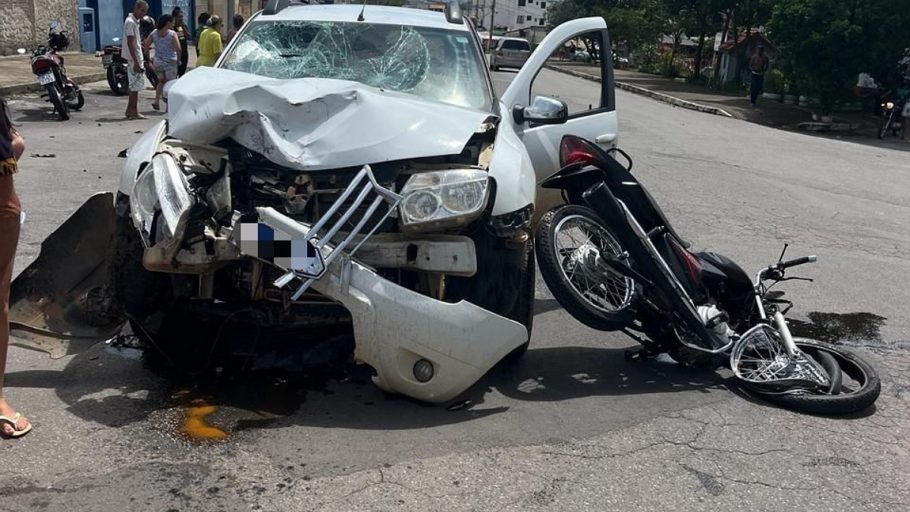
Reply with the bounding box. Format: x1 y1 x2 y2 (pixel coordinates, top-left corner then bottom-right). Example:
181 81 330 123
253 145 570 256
173 31 182 55
10 127 25 161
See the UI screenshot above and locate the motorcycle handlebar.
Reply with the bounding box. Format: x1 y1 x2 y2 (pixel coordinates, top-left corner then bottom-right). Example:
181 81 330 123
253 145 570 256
759 255 816 281
780 255 817 269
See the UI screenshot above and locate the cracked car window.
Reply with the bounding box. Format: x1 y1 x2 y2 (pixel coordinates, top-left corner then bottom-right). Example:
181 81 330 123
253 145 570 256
221 21 491 111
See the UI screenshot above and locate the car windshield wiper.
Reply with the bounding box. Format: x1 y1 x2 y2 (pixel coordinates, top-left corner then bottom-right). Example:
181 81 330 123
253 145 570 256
279 53 301 58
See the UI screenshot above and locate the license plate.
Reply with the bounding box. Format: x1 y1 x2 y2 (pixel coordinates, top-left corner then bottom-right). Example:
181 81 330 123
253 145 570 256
237 222 326 278
37 72 55 85
102 54 112 66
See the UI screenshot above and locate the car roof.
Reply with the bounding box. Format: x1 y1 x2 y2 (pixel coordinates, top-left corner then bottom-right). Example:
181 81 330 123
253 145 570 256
257 5 471 31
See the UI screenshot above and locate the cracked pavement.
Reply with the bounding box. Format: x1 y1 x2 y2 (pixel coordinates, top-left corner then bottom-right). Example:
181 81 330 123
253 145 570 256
0 71 908 511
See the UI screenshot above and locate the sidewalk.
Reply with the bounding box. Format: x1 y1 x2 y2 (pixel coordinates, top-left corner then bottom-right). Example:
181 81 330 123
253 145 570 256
550 63 909 149
0 48 198 96
0 52 106 96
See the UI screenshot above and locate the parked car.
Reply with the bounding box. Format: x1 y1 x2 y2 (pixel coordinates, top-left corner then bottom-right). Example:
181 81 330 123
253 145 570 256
490 37 532 71
10 3 619 404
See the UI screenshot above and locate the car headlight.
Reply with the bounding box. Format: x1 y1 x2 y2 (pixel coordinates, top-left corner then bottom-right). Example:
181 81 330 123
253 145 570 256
399 169 490 230
886 101 895 110
130 165 158 244
129 153 194 245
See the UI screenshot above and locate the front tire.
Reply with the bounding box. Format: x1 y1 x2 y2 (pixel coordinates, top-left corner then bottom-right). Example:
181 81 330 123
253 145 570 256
879 111 893 139
45 83 68 121
111 66 129 95
446 228 535 359
535 205 637 331
745 339 881 415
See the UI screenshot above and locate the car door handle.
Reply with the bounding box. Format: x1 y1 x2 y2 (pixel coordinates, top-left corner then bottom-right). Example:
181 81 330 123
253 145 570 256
595 133 617 144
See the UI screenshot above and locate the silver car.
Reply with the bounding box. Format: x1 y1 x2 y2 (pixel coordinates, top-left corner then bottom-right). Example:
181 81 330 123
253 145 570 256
490 37 531 70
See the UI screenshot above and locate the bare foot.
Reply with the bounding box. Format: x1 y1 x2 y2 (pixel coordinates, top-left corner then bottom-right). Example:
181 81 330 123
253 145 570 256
0 399 30 437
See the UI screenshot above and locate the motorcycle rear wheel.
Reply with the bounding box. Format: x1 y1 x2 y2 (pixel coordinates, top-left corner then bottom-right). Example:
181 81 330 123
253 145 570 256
535 204 637 331
744 339 880 415
45 83 68 121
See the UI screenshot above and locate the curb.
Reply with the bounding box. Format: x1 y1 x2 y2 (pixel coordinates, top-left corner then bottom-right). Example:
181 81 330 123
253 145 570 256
0 72 108 97
545 65 734 118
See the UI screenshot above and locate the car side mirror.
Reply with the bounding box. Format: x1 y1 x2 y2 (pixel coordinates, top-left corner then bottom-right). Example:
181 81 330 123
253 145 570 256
513 96 568 125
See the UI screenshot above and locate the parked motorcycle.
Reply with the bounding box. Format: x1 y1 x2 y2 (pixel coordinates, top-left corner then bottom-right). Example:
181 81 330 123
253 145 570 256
100 38 129 95
19 21 84 121
99 36 159 96
534 135 880 415
878 92 907 139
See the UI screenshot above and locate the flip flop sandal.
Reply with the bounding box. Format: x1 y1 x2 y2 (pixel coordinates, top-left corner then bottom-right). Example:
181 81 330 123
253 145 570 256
0 413 32 438
151 103 160 111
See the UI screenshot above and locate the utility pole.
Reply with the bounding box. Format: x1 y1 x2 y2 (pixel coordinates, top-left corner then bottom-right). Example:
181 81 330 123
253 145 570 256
487 0 495 52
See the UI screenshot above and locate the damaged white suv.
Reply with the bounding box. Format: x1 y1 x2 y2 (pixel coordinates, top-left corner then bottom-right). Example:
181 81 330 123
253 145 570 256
11 3 618 402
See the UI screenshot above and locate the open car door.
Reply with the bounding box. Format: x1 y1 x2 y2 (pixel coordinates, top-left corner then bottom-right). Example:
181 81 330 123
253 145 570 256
499 17 617 217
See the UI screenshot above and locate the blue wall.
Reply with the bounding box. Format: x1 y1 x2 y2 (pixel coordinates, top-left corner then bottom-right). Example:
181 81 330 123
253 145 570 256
89 0 194 48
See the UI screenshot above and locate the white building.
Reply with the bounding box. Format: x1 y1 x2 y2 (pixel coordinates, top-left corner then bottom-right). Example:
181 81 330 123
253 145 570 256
473 0 547 34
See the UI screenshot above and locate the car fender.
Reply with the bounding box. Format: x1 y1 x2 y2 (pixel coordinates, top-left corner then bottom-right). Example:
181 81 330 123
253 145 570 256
118 120 167 196
487 101 536 217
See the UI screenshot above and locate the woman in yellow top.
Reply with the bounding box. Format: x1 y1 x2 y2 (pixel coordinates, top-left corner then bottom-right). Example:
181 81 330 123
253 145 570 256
197 15 224 67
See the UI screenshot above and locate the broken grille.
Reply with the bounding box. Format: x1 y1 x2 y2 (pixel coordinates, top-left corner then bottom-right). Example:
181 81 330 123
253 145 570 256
238 165 402 300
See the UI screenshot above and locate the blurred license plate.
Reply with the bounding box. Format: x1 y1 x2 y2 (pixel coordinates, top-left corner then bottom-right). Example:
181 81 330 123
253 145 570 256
37 72 55 85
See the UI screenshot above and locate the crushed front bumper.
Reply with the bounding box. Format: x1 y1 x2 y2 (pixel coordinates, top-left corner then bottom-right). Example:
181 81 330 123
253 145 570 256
242 205 528 403
232 164 527 402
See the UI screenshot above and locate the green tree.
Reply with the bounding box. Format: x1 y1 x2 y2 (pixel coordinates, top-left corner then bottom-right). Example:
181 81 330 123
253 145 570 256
595 1 663 49
547 0 602 27
769 0 910 113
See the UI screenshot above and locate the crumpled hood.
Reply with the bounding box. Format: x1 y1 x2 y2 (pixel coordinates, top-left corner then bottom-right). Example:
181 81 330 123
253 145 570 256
167 67 493 170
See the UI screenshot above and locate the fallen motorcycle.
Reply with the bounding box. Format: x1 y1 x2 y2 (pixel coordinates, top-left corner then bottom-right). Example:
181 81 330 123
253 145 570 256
534 135 880 415
18 21 84 121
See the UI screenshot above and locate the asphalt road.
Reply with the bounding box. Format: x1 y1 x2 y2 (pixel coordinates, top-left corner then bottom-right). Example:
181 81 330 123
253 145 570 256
1 70 908 512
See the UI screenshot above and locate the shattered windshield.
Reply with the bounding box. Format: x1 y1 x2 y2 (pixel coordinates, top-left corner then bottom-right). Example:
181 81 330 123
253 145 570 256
220 20 492 111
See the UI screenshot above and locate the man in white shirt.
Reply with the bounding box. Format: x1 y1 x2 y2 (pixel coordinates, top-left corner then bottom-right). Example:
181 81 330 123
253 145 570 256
123 0 149 120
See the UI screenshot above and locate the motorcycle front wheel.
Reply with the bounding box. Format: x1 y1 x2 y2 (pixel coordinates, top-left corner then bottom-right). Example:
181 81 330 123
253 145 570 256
45 83 69 121
740 338 881 415
108 67 128 95
535 204 637 331
878 111 894 139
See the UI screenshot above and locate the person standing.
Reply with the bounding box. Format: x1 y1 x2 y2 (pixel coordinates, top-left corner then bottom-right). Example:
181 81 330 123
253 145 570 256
123 0 149 120
146 14 180 111
197 16 224 68
749 45 770 107
172 7 190 76
227 14 244 43
195 12 210 57
0 96 31 439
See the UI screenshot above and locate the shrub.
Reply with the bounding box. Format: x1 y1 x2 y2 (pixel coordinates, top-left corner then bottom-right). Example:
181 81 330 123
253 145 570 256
636 44 663 75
